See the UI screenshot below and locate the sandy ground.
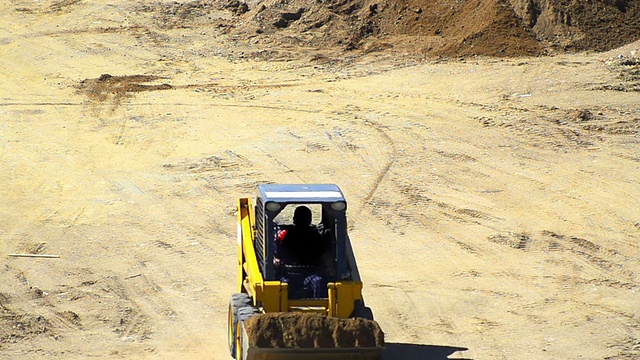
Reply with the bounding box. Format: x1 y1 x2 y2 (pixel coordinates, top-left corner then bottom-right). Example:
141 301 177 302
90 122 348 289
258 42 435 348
1 1 640 359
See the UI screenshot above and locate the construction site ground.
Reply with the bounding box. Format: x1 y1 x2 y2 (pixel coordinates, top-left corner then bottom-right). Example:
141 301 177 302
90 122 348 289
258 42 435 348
1 1 639 359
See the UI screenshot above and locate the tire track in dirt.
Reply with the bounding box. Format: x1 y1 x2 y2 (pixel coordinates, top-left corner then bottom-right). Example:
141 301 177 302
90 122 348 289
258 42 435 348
376 97 637 254
0 102 82 106
543 231 638 287
473 101 640 149
372 84 638 152
162 150 265 239
13 0 83 14
399 182 501 227
349 105 510 231
486 230 639 292
82 164 239 353
122 274 178 324
359 119 396 212
364 161 503 235
318 104 507 238
254 146 306 183
372 286 423 342
15 26 146 40
0 265 153 346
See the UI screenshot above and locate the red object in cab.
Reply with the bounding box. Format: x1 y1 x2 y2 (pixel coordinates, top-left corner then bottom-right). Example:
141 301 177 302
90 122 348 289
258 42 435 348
277 229 287 243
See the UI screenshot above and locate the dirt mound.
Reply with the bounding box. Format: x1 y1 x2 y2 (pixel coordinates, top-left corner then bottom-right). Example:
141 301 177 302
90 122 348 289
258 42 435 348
510 0 640 52
227 0 640 57
77 74 172 103
229 0 537 56
243 312 384 348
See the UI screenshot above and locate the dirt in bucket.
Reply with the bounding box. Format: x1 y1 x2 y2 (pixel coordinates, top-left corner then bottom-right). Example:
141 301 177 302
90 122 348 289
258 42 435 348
243 312 384 349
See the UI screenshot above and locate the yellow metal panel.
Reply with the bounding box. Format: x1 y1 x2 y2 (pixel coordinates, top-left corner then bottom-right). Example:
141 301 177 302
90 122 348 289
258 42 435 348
328 283 337 317
238 197 297 313
333 281 363 318
279 282 364 318
236 198 249 293
238 197 267 307
280 282 289 312
260 281 288 312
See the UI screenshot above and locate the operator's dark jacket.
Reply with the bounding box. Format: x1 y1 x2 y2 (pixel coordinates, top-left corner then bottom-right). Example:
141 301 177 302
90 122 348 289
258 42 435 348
276 224 329 267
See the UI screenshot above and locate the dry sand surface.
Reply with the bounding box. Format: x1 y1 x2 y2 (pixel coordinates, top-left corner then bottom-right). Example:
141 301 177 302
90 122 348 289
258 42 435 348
1 1 640 359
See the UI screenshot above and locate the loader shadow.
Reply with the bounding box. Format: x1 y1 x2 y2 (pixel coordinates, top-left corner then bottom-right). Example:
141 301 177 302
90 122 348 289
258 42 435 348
383 343 471 360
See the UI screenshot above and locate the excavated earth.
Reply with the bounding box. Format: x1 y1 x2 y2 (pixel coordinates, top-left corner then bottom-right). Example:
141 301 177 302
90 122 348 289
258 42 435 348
244 312 384 348
227 0 544 57
1 0 639 359
134 0 640 59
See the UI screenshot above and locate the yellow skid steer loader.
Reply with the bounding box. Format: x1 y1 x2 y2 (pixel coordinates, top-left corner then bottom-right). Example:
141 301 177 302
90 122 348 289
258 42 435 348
228 184 385 360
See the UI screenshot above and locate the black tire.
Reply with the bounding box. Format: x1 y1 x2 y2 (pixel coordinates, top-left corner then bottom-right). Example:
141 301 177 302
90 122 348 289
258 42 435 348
235 306 261 360
351 300 374 320
228 293 252 358
238 306 261 320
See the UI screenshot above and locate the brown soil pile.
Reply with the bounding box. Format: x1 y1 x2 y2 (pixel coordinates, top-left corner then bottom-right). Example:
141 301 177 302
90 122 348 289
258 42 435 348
77 74 172 102
228 0 640 57
510 0 640 52
243 312 384 348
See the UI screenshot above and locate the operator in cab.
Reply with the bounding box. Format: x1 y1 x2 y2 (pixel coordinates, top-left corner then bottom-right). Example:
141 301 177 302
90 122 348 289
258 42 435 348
273 205 331 298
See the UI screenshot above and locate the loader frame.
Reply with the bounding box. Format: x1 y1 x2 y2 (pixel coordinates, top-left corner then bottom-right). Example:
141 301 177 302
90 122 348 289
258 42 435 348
236 184 365 318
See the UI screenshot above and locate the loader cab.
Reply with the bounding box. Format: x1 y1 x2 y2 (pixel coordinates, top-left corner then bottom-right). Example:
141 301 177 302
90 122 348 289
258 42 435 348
253 184 352 284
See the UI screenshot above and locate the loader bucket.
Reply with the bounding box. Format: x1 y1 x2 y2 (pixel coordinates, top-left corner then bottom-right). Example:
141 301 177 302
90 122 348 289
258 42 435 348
243 345 385 360
238 313 385 360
